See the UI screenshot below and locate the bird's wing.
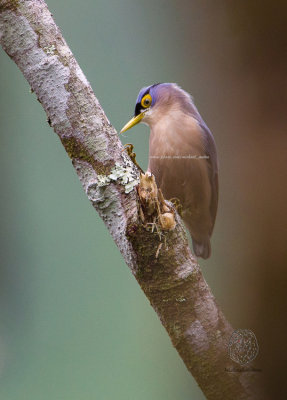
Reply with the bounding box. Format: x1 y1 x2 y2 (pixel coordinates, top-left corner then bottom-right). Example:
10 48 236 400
198 121 219 235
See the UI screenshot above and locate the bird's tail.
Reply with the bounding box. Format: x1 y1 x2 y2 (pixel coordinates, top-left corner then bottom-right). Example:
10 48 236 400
192 238 211 259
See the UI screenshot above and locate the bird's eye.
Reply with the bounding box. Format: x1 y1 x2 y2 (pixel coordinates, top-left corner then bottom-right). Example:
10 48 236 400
141 94 152 108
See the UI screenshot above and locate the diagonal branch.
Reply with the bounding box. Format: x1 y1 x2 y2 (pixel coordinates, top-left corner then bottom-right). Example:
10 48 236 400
0 1 264 399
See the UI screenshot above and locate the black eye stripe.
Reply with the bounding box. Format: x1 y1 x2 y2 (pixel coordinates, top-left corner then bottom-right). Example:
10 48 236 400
134 102 142 116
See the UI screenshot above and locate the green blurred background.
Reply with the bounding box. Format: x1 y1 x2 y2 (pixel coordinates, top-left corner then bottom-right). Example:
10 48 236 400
1 1 287 399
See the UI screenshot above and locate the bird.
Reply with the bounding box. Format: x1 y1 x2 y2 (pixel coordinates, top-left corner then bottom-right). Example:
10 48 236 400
120 83 218 259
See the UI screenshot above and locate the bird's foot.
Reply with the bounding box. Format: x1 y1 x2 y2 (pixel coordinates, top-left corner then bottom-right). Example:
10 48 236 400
169 197 183 216
122 143 145 174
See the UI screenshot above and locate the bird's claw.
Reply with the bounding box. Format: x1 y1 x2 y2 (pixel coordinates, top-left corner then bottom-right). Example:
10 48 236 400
169 197 183 216
122 143 134 153
123 143 144 174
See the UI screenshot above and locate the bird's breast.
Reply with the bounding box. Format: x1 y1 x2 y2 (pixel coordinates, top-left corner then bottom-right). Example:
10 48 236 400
148 111 207 162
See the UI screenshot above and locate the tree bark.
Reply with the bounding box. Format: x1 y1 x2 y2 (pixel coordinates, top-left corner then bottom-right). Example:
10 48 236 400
0 1 264 399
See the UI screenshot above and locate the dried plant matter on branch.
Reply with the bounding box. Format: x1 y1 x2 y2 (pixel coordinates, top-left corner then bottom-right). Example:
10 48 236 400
0 1 264 399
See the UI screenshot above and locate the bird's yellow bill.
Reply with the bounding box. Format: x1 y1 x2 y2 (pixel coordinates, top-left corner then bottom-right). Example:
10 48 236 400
120 113 144 134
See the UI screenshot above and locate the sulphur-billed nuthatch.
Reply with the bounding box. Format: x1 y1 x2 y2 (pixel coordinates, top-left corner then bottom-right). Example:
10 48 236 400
120 83 218 259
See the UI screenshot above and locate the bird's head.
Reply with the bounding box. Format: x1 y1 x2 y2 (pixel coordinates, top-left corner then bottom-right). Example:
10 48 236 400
120 83 192 134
